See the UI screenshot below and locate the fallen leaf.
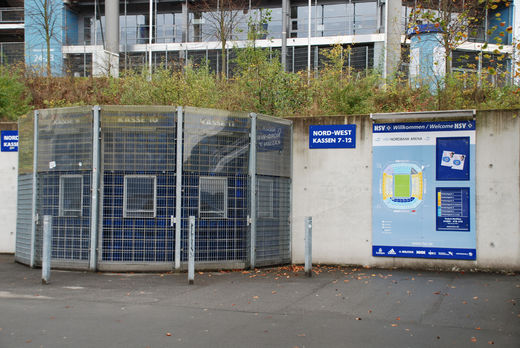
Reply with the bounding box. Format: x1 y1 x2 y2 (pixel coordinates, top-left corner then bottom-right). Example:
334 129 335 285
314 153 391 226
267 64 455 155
396 317 401 321
475 327 481 330
391 324 398 327
471 337 477 343
253 296 259 299
355 317 362 320
488 341 494 344
297 333 306 337
272 291 277 294
433 291 441 295
26 340 32 343
166 332 172 336
462 301 468 304
473 296 479 300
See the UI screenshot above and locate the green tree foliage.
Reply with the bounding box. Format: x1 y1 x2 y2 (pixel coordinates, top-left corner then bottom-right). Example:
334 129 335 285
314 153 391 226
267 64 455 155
0 66 31 121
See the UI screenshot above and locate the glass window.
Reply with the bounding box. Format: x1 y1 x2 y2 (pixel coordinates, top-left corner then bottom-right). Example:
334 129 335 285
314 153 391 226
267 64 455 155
257 178 274 218
60 175 83 216
199 177 227 219
354 2 377 35
124 175 156 218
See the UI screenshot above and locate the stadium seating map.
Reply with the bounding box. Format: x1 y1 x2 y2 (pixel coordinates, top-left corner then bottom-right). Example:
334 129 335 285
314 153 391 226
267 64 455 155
372 120 476 260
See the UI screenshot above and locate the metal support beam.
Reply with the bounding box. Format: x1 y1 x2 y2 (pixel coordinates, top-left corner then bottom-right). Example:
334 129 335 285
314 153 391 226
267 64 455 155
248 113 257 269
105 0 120 76
175 106 184 270
30 110 39 268
89 106 101 271
307 0 311 79
281 0 289 71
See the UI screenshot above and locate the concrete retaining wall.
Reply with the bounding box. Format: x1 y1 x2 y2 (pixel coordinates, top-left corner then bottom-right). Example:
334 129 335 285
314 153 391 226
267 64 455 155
290 110 520 271
0 123 18 253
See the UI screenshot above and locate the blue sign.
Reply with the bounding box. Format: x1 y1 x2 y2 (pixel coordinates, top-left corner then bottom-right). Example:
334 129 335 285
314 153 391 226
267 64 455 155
372 245 476 260
372 120 476 260
309 124 356 149
373 120 475 133
436 187 470 232
257 124 284 152
436 137 470 181
1 130 18 152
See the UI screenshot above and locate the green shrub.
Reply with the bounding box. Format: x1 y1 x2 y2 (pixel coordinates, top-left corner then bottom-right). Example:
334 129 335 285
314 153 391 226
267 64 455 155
0 66 31 121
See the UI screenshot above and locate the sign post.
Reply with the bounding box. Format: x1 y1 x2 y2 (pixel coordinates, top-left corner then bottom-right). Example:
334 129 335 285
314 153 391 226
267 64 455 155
305 216 312 277
42 215 52 284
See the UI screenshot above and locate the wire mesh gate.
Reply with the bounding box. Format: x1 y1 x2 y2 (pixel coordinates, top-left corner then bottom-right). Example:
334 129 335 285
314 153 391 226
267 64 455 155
15 106 292 271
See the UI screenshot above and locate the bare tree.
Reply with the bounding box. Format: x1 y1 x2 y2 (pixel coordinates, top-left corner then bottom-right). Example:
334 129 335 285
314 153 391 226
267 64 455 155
191 0 249 77
25 0 62 76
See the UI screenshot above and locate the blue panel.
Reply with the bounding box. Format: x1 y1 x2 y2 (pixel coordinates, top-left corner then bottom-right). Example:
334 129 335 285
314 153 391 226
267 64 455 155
436 137 470 181
64 8 79 45
309 125 356 149
373 121 475 133
436 187 470 232
1 131 18 152
373 245 476 260
372 120 476 261
25 0 64 75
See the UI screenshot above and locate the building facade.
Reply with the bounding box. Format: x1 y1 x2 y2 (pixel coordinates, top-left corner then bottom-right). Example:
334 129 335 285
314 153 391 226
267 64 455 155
0 0 23 65
17 0 518 83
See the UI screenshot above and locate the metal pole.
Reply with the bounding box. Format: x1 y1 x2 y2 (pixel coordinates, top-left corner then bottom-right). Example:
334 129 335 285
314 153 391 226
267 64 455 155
41 215 52 284
304 216 312 277
307 0 311 80
89 106 101 271
281 0 288 71
248 113 257 269
149 0 153 77
30 110 39 268
94 0 97 47
175 106 184 270
188 215 195 284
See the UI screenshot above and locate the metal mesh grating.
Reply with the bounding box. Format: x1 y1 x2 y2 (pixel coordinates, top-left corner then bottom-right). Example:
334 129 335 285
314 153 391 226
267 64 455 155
18 106 292 270
15 174 33 265
34 107 93 264
15 113 35 264
181 107 250 263
36 172 91 261
255 176 291 265
100 106 177 263
37 107 93 172
255 115 292 266
17 113 34 175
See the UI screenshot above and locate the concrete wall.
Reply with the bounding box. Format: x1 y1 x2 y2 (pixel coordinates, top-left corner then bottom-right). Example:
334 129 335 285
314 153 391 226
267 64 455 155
290 110 520 271
0 123 18 253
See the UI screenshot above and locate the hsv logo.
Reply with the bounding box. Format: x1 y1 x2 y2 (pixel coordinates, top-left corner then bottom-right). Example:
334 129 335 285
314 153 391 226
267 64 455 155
374 125 386 132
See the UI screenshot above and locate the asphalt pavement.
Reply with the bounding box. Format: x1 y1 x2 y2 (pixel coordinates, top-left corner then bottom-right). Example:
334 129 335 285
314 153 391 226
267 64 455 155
0 254 518 348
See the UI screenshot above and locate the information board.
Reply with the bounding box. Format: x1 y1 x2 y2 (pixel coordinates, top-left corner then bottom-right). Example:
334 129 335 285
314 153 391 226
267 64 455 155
309 125 356 149
1 130 18 152
372 120 476 260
